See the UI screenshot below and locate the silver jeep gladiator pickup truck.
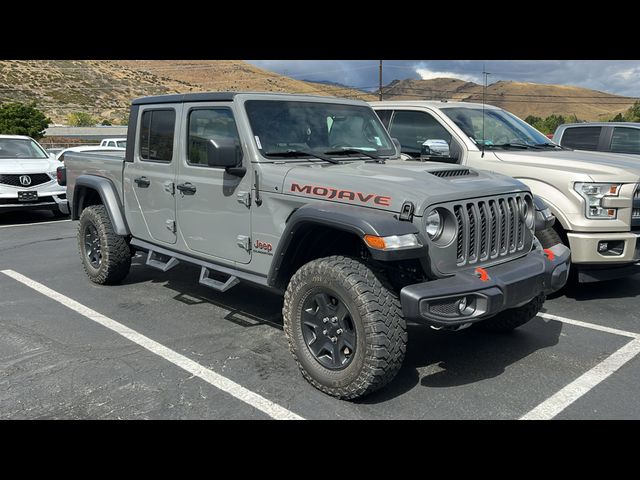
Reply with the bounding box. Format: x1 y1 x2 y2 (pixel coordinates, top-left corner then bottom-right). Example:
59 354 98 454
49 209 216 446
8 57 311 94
59 92 570 399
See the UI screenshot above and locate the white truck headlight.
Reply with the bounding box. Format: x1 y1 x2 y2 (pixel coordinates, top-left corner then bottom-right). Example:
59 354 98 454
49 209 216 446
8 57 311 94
574 182 620 219
425 209 443 239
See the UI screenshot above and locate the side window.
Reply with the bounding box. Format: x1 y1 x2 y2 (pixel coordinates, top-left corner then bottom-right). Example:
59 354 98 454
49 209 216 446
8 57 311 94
375 109 392 129
610 127 640 154
139 109 176 162
560 126 601 150
187 108 241 166
389 111 452 156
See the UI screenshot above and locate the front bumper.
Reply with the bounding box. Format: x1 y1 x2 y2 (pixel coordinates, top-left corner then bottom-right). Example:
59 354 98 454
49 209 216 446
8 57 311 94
400 244 571 327
0 192 68 213
567 231 640 282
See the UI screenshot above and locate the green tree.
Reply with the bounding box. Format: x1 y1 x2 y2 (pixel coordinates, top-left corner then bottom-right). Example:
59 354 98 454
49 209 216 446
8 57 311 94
101 119 112 126
67 112 96 127
624 101 640 122
524 115 542 126
566 114 580 124
610 113 625 122
541 114 566 135
0 101 50 139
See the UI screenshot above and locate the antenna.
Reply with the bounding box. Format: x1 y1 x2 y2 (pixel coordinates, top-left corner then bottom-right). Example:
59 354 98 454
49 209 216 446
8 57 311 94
379 60 383 101
481 65 490 158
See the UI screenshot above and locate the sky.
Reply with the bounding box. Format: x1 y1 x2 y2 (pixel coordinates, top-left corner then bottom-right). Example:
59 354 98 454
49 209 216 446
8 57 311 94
247 60 640 98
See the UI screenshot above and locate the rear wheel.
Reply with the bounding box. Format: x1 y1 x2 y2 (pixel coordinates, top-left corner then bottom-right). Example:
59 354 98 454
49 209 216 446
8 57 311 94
78 205 131 284
283 256 407 400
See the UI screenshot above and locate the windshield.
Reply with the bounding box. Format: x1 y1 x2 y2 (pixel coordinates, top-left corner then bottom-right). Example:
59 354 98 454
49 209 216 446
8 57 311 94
0 138 49 159
245 100 396 158
117 140 127 148
441 107 552 147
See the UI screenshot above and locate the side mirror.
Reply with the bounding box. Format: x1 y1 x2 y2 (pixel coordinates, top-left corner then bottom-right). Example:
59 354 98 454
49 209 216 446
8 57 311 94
421 139 450 158
205 138 245 176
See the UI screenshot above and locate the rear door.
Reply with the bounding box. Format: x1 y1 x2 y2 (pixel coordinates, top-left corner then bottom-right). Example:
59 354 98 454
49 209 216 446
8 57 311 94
175 103 252 263
124 105 181 245
558 126 602 151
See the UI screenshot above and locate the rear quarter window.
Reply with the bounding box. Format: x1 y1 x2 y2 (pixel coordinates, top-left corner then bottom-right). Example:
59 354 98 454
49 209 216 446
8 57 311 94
610 127 640 154
560 126 602 150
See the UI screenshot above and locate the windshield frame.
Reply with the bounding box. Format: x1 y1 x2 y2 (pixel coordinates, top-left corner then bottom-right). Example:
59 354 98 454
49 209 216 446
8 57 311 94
243 99 397 162
439 105 553 149
0 137 50 160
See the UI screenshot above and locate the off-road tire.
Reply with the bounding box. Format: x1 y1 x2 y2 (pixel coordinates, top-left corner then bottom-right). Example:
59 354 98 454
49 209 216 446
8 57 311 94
474 293 545 333
78 205 131 285
536 227 563 249
283 255 407 400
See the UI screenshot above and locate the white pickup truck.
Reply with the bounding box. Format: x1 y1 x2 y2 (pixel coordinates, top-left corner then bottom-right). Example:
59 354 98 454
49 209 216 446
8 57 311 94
372 101 640 282
100 138 127 148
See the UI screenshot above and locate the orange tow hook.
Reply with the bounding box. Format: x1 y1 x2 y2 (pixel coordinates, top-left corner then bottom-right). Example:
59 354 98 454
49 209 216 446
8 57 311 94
543 248 555 261
475 267 489 282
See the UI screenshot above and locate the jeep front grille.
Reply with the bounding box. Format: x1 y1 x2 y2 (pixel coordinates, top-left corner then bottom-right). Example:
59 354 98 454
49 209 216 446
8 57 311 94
453 194 531 267
0 173 52 187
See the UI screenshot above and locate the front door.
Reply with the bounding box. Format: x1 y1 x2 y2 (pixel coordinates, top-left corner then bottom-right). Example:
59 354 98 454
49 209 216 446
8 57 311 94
175 104 252 263
124 105 181 245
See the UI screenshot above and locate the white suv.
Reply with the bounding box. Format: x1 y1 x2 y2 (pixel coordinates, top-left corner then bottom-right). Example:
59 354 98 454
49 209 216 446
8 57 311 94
0 135 69 216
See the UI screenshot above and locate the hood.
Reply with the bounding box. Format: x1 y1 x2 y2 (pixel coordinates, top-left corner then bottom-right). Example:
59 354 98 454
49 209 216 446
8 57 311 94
0 157 59 175
275 160 529 216
492 149 640 183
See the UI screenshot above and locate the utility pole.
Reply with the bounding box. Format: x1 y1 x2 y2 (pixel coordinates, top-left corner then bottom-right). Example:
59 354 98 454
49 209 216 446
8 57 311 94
379 60 383 101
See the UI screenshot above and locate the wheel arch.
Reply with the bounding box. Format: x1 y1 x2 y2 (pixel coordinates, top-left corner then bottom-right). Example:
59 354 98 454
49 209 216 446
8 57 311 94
73 175 129 236
267 203 425 290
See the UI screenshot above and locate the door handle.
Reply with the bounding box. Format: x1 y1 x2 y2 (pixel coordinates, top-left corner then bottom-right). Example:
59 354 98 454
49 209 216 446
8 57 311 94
176 182 197 195
134 176 150 188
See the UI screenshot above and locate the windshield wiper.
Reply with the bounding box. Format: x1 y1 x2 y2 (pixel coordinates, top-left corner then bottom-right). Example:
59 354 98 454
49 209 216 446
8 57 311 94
534 143 564 149
323 149 386 163
263 149 341 164
491 142 544 150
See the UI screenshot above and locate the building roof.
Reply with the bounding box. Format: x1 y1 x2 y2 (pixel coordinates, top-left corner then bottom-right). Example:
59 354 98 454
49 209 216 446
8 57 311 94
44 126 128 139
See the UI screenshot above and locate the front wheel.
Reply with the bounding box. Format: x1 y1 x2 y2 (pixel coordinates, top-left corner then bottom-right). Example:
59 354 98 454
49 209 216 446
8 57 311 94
78 205 131 285
473 293 545 333
283 256 407 400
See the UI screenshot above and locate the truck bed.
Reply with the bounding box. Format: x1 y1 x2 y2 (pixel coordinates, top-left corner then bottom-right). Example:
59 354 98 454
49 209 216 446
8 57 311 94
64 151 126 206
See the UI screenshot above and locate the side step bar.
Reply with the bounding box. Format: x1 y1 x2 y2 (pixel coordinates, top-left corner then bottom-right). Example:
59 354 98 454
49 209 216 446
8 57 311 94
199 267 239 292
130 238 270 292
146 250 180 272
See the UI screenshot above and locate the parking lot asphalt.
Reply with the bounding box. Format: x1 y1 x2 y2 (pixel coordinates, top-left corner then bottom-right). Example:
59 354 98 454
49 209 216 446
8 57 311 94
1 211 640 419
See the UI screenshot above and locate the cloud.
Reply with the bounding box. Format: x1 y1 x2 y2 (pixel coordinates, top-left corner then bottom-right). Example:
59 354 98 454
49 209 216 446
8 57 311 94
246 60 640 97
415 68 481 83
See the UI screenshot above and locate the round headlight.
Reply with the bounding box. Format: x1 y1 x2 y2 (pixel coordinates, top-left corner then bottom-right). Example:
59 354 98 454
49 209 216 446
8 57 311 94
522 199 534 229
425 209 443 239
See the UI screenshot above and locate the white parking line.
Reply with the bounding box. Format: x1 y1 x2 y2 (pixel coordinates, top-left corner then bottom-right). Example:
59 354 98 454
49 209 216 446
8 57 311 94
538 312 639 339
0 219 72 229
521 312 640 420
0 269 304 420
521 339 640 420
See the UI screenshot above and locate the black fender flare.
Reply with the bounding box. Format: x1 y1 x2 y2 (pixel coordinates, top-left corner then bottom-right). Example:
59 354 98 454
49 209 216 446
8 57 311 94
267 203 425 287
73 175 130 236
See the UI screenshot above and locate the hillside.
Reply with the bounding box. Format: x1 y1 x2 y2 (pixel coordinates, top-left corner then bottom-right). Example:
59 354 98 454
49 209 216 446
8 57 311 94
0 60 374 124
379 78 636 121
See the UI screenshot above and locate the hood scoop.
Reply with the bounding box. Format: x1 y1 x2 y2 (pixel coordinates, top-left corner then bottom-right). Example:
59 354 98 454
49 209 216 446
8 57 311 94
429 168 475 178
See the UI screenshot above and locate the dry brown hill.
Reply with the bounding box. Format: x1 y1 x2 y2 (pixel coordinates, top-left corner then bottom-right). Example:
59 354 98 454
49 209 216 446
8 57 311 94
0 60 374 124
379 78 636 121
